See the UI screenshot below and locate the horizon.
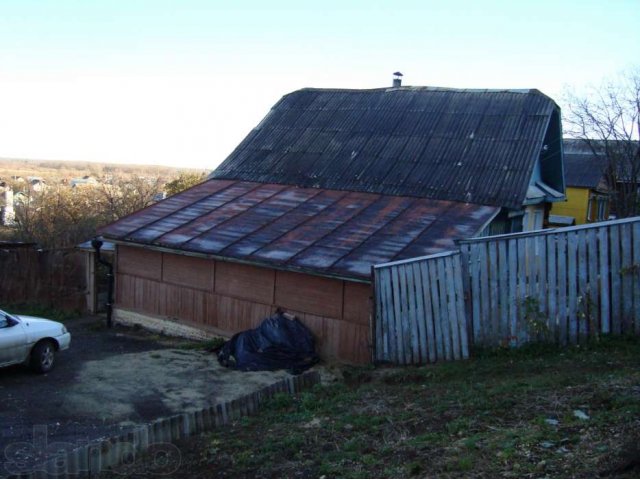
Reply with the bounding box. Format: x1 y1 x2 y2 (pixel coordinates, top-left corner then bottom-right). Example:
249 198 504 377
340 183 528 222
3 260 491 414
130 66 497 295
0 0 637 169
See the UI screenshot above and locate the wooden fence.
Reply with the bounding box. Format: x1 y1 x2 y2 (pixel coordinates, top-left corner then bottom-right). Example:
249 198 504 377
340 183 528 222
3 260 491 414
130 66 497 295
0 245 87 312
373 216 640 364
374 251 469 364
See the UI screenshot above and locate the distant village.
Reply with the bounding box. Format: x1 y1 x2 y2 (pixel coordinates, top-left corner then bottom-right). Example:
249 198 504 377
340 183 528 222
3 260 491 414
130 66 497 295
0 170 177 227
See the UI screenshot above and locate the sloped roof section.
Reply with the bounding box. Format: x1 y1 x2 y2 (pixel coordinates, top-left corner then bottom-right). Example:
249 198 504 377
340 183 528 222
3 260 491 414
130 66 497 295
563 153 607 189
211 87 559 209
99 179 498 280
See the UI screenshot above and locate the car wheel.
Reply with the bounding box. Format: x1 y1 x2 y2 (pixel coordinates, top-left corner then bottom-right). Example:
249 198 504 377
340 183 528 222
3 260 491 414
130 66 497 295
30 340 56 373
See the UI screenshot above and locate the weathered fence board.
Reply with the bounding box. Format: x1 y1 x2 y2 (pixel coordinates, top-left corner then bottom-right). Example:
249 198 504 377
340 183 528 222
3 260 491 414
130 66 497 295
374 217 640 365
374 252 469 364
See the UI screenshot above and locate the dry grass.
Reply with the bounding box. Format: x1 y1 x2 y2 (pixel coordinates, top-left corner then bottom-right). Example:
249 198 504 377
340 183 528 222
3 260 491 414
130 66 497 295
103 336 640 478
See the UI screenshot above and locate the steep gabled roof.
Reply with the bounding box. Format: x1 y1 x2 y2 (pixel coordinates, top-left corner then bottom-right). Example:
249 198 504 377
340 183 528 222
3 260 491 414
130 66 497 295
211 87 560 209
99 179 498 280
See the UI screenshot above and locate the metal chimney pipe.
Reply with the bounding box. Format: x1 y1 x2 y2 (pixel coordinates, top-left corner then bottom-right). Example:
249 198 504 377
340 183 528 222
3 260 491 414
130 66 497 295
393 71 403 87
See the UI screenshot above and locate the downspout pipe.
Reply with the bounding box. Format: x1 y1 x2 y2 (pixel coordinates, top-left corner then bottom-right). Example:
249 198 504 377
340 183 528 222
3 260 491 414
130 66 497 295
91 237 114 328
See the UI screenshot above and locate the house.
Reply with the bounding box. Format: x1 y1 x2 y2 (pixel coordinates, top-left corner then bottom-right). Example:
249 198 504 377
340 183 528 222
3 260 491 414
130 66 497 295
550 139 609 225
0 181 14 226
99 84 565 364
27 176 47 192
70 176 99 188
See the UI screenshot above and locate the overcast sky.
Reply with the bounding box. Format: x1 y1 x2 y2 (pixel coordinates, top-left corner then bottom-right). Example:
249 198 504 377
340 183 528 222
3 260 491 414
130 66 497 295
0 0 637 169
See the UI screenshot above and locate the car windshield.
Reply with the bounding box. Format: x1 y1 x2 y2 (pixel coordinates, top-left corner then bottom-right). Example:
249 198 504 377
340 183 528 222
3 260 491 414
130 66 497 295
0 310 18 328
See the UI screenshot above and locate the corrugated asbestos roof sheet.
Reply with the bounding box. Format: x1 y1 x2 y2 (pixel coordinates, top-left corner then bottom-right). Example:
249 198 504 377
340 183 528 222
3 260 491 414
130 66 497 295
99 179 498 280
211 87 559 210
563 153 607 189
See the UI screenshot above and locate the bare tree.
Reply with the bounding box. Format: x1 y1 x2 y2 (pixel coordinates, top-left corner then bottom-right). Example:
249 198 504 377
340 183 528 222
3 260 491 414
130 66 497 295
564 69 640 218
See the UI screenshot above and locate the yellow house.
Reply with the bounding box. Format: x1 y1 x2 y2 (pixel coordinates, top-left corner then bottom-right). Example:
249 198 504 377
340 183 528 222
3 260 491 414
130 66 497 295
551 146 609 225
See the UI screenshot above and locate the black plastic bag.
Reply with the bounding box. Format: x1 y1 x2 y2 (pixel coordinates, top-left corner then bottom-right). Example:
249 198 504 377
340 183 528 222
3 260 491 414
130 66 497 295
217 312 319 374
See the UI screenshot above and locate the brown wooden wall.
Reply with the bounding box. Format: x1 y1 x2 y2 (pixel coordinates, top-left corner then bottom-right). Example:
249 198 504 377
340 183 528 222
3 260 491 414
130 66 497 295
115 245 372 364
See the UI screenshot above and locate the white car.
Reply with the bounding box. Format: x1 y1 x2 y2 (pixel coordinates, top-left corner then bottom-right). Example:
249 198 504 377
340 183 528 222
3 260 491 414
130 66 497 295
0 309 71 373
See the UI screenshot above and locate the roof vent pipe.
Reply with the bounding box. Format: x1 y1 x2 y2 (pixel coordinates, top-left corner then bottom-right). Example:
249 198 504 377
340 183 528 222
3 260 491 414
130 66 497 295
392 71 403 87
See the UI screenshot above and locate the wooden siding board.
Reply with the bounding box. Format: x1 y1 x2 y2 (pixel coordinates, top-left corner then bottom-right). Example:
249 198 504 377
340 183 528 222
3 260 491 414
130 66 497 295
118 246 162 280
275 270 343 318
343 282 371 326
216 262 275 305
162 253 214 291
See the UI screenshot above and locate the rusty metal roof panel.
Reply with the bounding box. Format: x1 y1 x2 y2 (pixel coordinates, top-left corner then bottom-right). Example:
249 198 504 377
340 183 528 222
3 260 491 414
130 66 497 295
211 87 559 209
100 179 498 280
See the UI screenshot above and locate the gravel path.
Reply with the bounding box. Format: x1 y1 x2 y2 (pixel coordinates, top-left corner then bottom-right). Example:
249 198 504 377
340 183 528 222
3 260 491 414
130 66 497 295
0 315 293 477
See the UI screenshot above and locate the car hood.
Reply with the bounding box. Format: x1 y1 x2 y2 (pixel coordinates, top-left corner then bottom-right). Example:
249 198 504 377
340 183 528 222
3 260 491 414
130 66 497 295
15 315 66 333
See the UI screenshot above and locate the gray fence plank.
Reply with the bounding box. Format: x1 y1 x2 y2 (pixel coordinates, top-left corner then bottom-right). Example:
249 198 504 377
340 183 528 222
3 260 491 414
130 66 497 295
634 222 640 334
373 217 640 365
406 265 420 364
498 240 509 343
567 232 579 344
577 230 588 341
598 227 610 334
436 258 452 360
479 244 490 345
508 238 518 346
537 235 547 334
470 243 482 345
380 267 393 361
620 223 633 333
587 229 599 335
517 238 528 345
610 225 621 334
428 260 445 361
445 256 461 360
488 241 499 341
453 254 469 359
546 234 558 342
419 262 437 363
557 234 568 344
411 262 428 363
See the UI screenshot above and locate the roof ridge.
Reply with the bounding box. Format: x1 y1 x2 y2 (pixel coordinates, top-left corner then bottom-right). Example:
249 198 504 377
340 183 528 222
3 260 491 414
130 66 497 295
293 86 540 95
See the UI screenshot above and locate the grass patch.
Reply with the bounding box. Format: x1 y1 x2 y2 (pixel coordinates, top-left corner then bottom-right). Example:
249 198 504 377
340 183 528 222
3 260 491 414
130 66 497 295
105 336 640 478
3 303 80 322
176 337 227 351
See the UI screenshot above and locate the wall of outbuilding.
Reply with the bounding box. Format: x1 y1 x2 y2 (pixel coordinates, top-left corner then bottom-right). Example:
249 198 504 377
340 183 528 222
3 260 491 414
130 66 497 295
113 245 372 364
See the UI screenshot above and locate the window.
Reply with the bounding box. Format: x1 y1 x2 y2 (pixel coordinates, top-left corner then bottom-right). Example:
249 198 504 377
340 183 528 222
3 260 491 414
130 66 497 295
587 194 609 222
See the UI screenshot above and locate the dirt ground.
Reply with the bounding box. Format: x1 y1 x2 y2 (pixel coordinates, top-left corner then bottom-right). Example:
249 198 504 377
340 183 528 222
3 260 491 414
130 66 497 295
0 314 295 477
